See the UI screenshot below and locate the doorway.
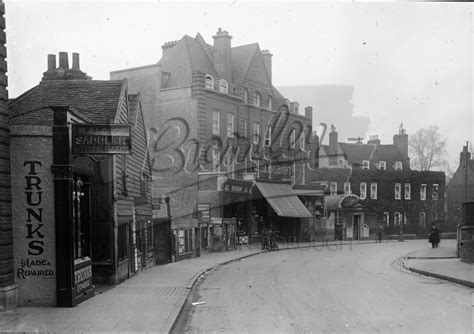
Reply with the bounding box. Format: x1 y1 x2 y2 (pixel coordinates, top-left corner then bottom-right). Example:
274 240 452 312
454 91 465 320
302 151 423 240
353 214 361 240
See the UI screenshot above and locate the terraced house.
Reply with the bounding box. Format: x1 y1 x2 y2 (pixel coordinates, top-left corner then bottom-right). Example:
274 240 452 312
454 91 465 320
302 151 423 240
112 28 318 259
314 125 446 240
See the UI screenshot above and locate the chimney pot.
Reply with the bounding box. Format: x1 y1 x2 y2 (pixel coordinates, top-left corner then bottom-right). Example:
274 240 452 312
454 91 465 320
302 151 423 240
58 52 69 69
72 53 80 70
47 54 56 71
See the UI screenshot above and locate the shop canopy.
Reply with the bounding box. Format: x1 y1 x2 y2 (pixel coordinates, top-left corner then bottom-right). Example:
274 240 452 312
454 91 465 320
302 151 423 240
255 182 313 218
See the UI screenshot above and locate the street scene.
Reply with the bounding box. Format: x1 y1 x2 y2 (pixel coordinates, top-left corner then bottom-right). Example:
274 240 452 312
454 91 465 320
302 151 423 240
0 1 473 333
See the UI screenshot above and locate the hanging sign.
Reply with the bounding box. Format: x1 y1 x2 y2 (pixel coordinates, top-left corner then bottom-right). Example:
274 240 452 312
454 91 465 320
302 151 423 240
72 124 131 154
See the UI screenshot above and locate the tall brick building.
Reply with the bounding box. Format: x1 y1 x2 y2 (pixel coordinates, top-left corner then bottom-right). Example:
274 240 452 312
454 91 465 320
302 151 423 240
314 125 446 239
112 28 316 258
0 0 17 311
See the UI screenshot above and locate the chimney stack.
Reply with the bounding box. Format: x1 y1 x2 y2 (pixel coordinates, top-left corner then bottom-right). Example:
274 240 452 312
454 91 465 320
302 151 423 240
213 28 232 82
161 40 177 58
58 52 69 69
460 144 471 167
393 124 409 163
329 124 338 155
72 53 80 71
368 135 380 145
47 54 56 71
305 106 313 120
262 49 273 84
42 52 90 81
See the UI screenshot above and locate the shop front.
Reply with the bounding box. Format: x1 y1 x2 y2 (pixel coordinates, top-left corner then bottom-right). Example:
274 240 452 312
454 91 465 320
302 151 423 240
253 180 313 242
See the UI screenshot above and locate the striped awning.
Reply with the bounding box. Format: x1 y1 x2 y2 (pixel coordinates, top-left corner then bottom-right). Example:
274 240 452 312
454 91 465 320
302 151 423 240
255 182 312 218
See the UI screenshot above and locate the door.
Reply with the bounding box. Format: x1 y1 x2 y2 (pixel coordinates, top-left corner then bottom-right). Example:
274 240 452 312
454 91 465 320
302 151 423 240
194 228 200 257
153 219 172 265
353 214 361 240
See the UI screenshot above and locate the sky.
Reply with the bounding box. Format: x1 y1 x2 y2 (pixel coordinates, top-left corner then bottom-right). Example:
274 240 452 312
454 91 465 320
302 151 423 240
5 1 473 169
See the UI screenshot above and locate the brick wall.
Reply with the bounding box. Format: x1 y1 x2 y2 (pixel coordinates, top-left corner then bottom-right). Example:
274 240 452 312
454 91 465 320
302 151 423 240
10 126 57 306
0 0 17 311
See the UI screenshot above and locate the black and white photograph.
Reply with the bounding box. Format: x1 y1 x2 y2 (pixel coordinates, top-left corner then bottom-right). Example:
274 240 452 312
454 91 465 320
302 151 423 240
0 0 473 332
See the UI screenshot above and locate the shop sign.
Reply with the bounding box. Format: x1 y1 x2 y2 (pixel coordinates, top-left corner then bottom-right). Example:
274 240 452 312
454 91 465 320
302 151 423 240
72 124 131 154
253 163 293 180
197 203 210 222
74 257 93 296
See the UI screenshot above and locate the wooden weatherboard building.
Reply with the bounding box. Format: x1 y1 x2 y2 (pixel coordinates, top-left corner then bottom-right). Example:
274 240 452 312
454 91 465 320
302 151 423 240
8 52 154 306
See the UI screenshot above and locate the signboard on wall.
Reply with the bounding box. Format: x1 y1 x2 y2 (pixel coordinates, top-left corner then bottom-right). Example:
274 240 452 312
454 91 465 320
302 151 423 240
197 203 210 222
72 124 131 154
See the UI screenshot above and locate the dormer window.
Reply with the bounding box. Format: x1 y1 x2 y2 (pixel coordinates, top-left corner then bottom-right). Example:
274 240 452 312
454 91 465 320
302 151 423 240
379 161 386 170
255 92 261 107
205 75 214 89
219 79 228 93
268 96 272 110
362 160 370 170
395 161 403 170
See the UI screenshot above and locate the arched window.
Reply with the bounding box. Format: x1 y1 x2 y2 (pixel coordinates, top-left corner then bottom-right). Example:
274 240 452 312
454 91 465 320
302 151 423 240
219 79 228 93
268 96 272 110
243 88 249 104
205 75 214 89
255 92 261 107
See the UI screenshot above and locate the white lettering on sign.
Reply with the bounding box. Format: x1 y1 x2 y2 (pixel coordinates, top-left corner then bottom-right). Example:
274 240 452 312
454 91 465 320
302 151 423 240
75 265 92 284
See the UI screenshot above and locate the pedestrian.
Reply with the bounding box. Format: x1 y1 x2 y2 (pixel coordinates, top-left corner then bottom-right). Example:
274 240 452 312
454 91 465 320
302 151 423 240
261 227 267 250
428 223 440 248
377 230 382 243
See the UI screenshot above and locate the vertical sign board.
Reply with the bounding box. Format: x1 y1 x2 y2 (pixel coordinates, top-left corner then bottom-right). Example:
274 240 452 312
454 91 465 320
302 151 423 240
197 203 210 223
11 126 57 306
72 124 131 155
73 257 93 304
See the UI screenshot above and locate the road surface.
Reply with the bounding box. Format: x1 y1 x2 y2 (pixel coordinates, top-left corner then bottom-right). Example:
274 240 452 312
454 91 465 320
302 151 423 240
174 241 471 333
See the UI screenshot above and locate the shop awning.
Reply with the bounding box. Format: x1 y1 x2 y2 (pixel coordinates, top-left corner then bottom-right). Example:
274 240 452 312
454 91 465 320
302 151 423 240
255 182 313 218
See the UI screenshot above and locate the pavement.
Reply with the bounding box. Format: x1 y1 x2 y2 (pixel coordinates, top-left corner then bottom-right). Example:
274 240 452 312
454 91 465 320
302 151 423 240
402 239 474 288
0 238 471 333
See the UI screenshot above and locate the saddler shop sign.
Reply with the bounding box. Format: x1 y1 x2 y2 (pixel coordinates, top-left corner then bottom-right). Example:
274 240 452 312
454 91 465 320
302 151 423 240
72 124 131 154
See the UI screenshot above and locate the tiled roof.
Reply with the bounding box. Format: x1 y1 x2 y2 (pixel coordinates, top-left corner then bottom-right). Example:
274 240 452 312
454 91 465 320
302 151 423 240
9 80 124 124
231 43 259 85
338 142 404 168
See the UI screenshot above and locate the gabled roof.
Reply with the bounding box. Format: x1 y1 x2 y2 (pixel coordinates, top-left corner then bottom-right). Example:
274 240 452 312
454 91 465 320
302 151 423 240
9 80 124 124
128 94 139 126
339 143 376 164
231 43 259 85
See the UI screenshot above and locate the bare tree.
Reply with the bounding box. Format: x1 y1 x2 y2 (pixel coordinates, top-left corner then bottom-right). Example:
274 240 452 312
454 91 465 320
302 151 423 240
409 126 448 171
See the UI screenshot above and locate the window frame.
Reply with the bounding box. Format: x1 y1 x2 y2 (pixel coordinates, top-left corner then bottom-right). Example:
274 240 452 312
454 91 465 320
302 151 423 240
330 182 337 196
255 91 261 107
420 184 427 200
219 79 228 93
212 111 220 136
253 122 260 145
226 113 235 138
419 211 426 227
405 183 411 200
344 182 351 195
205 75 214 89
370 182 377 200
212 149 220 172
432 184 439 200
394 212 401 226
243 88 249 104
360 182 367 200
289 128 296 149
362 160 370 170
379 161 386 170
395 161 403 170
395 183 401 200
264 125 272 147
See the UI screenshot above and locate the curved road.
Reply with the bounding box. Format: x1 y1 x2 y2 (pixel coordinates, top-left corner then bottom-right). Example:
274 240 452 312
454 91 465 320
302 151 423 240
174 241 471 333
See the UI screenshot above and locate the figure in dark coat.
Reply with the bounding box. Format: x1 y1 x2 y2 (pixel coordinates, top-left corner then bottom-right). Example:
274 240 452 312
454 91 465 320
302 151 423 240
428 223 440 248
